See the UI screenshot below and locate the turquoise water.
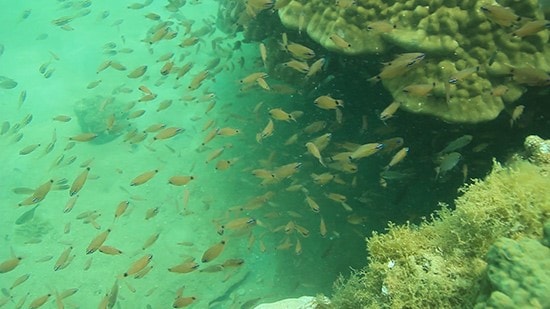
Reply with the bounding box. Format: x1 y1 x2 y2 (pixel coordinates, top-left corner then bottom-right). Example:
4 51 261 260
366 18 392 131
0 0 548 308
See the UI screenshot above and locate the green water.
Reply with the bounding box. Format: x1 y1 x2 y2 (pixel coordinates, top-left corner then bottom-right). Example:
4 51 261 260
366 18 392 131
0 0 548 308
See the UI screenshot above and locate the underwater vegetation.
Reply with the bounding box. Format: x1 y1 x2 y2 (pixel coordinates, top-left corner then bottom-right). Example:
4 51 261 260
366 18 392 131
330 136 550 308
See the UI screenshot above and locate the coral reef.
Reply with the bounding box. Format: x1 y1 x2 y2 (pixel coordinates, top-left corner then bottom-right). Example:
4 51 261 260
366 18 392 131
473 235 550 308
524 135 550 165
330 136 550 308
278 0 549 122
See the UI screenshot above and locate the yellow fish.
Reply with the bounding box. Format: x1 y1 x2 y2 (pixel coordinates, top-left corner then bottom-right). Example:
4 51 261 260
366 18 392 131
269 108 295 122
314 95 344 110
130 169 159 186
201 240 226 263
305 142 325 167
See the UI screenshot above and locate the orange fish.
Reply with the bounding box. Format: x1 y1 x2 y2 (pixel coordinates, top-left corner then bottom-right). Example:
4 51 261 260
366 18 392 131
123 254 153 277
70 167 90 196
86 229 111 254
69 132 98 142
168 175 195 186
130 170 159 186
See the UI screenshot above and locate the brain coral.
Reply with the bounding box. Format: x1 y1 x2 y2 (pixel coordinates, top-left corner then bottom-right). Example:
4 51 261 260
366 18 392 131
279 0 550 123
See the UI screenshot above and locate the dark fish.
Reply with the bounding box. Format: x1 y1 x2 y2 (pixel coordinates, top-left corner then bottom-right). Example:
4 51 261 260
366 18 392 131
0 121 9 135
12 187 35 195
15 205 39 225
0 76 17 89
36 33 48 40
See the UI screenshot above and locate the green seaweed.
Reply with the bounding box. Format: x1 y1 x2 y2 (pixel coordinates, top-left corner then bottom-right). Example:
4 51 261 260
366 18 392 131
330 158 550 308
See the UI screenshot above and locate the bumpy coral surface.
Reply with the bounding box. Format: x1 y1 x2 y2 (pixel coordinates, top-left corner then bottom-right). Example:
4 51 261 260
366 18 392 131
279 0 550 122
524 135 550 165
474 237 550 308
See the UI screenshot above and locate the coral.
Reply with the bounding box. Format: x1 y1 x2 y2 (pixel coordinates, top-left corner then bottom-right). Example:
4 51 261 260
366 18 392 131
524 135 550 165
278 0 550 122
330 137 550 308
473 236 550 308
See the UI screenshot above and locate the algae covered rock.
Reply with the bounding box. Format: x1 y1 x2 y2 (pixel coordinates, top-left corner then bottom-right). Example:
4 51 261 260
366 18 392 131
278 0 550 123
74 95 129 144
330 137 550 308
474 237 550 308
524 135 550 165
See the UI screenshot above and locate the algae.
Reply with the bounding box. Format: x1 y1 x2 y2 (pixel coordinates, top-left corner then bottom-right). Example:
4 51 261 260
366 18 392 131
331 154 550 308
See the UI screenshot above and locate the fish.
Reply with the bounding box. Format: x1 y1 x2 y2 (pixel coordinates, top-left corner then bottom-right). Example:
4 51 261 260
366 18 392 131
9 273 30 290
257 119 274 142
142 232 160 250
306 58 326 79
156 99 173 112
402 82 435 96
305 195 320 212
18 144 40 155
438 135 472 154
127 65 147 78
29 294 51 309
448 66 479 84
303 121 326 134
369 53 425 82
217 127 241 136
201 240 226 263
329 33 351 49
490 85 509 96
510 105 525 127
481 5 521 27
188 70 209 90
70 167 90 196
145 207 159 220
285 42 315 60
259 43 267 68
222 258 244 268
114 201 129 219
215 159 237 171
256 77 270 90
69 132 98 142
305 142 325 167
168 175 195 186
19 179 54 206
99 245 123 255
0 76 17 89
282 59 309 73
0 256 22 273
54 246 73 271
314 95 344 110
349 143 384 160
436 152 461 179
269 108 295 122
168 257 199 273
507 65 550 86
384 147 409 170
511 20 550 38
153 127 183 141
367 20 396 32
320 217 327 237
294 238 302 255
123 254 153 277
130 169 159 186
380 101 401 121
15 204 39 225
86 229 111 254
